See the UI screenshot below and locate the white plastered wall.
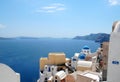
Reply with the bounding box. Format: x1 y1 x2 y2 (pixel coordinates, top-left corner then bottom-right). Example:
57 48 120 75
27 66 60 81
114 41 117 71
107 21 120 82
0 63 20 82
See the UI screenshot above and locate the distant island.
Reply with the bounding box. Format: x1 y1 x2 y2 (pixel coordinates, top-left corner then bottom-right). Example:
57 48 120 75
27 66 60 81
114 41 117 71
0 37 39 40
17 37 39 39
0 37 53 40
0 33 110 43
73 33 110 43
0 37 14 40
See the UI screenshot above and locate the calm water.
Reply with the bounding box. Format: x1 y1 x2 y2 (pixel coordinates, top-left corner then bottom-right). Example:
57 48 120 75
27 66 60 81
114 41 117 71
0 38 100 82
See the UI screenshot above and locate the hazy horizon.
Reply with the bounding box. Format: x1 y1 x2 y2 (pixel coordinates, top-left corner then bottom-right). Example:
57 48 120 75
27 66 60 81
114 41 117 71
0 32 110 38
0 0 120 38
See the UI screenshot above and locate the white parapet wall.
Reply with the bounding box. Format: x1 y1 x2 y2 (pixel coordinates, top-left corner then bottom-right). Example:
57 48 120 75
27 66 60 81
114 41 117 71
0 63 20 82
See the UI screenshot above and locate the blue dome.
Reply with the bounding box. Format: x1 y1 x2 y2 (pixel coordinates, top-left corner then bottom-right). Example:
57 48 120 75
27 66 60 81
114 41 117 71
83 45 89 50
79 53 86 59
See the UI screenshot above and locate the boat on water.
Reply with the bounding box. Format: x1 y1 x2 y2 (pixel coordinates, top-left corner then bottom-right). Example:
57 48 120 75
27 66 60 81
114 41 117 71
0 21 120 82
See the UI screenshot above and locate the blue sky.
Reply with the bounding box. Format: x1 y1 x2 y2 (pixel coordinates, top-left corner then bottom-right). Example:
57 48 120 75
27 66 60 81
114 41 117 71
0 0 120 38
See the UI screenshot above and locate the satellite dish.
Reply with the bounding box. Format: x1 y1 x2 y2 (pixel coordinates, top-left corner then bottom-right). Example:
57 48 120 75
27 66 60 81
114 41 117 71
0 63 20 82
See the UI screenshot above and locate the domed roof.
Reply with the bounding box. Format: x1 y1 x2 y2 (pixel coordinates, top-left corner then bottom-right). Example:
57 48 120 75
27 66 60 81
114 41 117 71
79 53 86 60
83 45 89 50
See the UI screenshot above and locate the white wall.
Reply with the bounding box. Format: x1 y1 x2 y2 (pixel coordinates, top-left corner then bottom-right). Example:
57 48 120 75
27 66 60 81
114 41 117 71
0 63 20 82
107 24 120 82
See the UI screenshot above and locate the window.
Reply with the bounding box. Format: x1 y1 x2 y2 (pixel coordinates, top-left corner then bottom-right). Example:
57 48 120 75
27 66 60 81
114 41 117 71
87 51 89 53
73 58 76 61
55 76 57 79
45 67 47 69
44 78 48 82
55 77 57 82
48 67 51 72
55 80 57 82
52 67 54 70
41 71 43 73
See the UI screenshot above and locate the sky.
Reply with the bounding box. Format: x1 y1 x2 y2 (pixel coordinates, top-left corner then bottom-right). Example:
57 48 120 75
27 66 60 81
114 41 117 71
0 0 120 38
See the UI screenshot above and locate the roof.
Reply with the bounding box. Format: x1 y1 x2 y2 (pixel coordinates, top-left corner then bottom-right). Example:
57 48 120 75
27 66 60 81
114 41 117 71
77 61 92 68
83 45 90 50
69 71 83 80
66 58 70 62
74 53 80 57
83 73 99 81
82 72 100 82
79 53 86 60
55 70 66 80
48 76 53 81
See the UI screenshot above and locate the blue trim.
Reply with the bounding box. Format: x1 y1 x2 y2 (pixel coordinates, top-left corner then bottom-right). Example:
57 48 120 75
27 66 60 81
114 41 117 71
73 58 76 61
112 61 119 65
48 67 51 72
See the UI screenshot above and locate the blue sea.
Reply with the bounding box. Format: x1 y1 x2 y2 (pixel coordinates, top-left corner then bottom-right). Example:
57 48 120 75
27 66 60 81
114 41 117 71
0 38 100 82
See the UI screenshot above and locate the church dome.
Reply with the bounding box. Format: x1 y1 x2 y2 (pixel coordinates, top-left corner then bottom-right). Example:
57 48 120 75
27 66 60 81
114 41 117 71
83 45 90 50
79 53 86 60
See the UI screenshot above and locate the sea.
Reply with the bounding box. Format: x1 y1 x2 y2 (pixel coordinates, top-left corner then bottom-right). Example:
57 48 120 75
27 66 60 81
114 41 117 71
0 38 100 82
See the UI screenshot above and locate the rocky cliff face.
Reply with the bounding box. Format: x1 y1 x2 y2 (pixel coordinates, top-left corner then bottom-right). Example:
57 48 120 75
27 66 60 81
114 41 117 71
73 33 110 43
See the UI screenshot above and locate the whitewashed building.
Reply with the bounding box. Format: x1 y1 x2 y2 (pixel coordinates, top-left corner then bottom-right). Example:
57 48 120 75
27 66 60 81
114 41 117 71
0 63 20 82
